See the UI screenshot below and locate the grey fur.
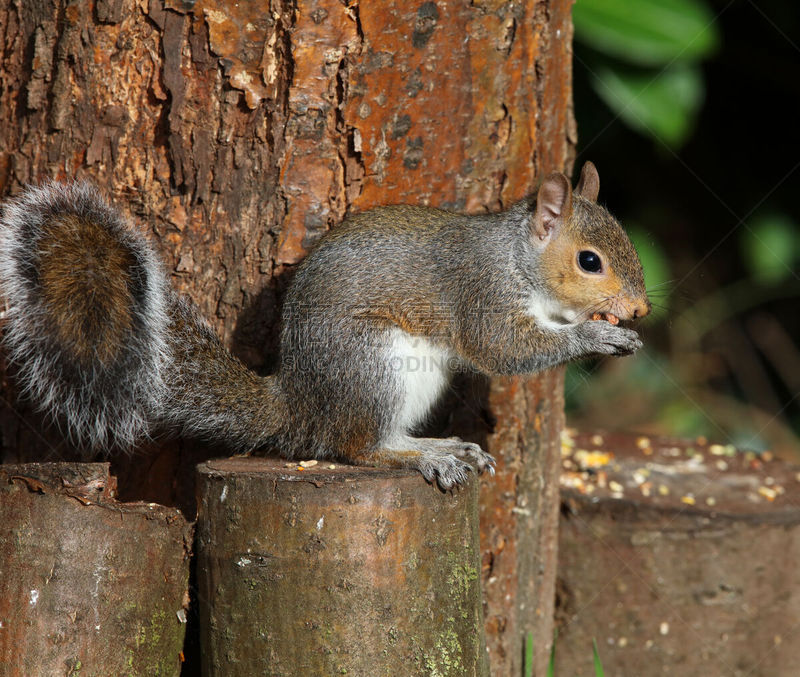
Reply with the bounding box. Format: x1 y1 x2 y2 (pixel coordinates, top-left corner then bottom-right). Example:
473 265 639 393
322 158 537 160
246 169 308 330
0 182 170 449
0 176 647 490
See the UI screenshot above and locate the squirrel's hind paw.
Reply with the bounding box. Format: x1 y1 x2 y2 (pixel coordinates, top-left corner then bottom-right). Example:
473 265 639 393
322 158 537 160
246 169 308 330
418 453 473 491
413 438 496 490
364 437 495 491
436 437 496 477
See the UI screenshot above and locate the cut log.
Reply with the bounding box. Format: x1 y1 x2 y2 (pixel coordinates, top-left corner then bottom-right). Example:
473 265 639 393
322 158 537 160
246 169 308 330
196 457 487 677
556 431 800 676
0 463 193 676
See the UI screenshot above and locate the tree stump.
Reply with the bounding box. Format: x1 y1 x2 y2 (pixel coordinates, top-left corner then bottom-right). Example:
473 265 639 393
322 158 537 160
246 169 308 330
0 463 193 676
196 457 487 677
556 431 800 676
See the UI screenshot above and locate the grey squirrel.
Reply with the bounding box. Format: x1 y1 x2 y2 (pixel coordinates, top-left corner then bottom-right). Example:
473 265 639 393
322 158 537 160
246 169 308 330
0 162 649 490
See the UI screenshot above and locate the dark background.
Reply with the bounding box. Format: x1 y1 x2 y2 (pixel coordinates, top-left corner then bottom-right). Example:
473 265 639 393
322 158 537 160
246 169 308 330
567 0 800 458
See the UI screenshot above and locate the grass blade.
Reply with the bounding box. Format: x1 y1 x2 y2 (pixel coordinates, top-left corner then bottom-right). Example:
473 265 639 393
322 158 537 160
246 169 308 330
592 638 605 677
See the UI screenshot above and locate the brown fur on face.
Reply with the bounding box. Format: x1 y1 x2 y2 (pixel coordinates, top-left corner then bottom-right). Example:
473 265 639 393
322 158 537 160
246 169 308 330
539 196 650 321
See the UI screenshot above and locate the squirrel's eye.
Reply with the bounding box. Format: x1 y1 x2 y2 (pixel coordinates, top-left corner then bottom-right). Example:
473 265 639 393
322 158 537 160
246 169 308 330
578 250 603 273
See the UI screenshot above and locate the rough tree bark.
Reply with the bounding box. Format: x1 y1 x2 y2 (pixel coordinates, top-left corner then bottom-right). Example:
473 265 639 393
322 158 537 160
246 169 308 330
557 432 800 676
0 463 192 676
0 1 575 674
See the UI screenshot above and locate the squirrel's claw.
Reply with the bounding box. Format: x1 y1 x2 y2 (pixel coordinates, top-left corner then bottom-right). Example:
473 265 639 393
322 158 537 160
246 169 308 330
444 437 496 476
415 439 496 491
577 321 643 358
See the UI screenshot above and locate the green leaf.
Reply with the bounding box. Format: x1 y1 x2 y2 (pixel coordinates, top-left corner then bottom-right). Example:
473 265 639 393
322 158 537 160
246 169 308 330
739 213 799 284
589 62 704 147
627 227 671 319
573 0 720 66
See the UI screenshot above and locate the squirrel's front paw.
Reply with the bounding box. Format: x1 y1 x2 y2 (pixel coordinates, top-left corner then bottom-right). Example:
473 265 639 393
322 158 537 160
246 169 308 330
578 321 642 357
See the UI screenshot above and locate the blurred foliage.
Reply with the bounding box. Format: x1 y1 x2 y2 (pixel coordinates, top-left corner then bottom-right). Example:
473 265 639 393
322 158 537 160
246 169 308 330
590 63 703 147
740 213 800 284
573 0 719 147
573 0 719 65
568 0 800 457
627 226 671 318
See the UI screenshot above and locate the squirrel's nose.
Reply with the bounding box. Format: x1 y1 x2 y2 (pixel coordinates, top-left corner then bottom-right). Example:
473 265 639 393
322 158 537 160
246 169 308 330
632 299 651 319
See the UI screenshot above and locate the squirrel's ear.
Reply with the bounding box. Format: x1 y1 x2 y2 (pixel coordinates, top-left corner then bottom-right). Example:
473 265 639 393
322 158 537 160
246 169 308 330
532 172 572 241
574 161 600 202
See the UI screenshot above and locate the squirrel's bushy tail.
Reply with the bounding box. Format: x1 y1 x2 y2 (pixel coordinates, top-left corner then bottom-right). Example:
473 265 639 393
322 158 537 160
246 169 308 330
0 182 286 452
0 182 171 448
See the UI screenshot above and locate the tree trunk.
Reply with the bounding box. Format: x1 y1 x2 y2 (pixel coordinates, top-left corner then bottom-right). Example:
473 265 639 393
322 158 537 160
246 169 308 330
479 370 566 675
0 1 575 673
0 463 193 676
557 431 800 676
196 457 487 677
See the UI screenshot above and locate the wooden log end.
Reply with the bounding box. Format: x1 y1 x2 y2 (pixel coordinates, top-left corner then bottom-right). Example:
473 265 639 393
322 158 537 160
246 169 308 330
0 462 193 677
556 431 800 675
197 456 488 677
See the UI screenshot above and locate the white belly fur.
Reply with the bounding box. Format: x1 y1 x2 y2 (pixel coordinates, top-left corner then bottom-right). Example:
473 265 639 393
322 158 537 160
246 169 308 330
388 330 452 434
